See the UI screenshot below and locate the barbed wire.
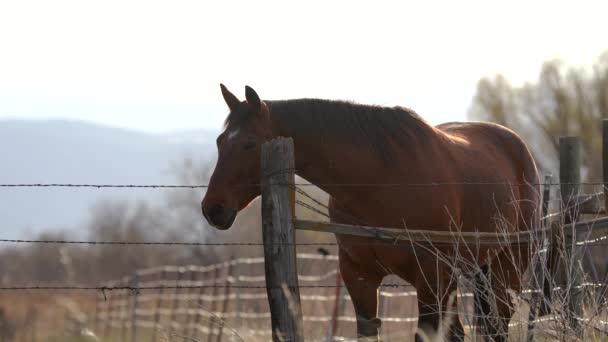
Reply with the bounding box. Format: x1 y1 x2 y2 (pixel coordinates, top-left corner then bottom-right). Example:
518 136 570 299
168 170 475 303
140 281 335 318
0 181 607 188
0 283 411 292
2 281 607 293
2 193 608 247
3 234 608 247
0 238 335 246
0 183 211 188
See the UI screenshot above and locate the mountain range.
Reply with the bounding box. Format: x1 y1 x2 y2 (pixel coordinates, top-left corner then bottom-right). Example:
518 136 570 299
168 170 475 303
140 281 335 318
0 119 217 238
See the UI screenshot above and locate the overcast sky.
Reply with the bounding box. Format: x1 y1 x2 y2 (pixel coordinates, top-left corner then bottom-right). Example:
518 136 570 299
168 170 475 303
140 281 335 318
0 0 605 133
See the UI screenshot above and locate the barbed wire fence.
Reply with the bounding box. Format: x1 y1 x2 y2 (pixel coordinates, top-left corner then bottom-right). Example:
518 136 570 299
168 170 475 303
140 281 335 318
80 254 421 342
2 177 608 341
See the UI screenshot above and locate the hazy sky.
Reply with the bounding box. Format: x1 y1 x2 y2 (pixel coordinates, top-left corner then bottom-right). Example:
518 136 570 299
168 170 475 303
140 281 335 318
0 0 605 133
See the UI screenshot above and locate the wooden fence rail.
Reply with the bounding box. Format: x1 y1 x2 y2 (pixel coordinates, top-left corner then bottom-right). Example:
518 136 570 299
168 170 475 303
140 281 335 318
86 254 425 342
79 255 608 342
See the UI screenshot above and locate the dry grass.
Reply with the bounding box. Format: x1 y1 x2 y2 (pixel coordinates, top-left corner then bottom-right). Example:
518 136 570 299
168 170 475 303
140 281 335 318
0 290 96 341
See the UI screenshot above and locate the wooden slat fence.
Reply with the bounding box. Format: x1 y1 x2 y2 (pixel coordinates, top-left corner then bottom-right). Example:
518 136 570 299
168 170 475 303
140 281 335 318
89 254 422 342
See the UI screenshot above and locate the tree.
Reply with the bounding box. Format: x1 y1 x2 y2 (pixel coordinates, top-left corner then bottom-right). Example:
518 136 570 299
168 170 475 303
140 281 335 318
468 52 608 182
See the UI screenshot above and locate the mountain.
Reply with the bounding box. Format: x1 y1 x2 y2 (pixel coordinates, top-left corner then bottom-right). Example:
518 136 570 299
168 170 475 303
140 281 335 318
0 119 217 238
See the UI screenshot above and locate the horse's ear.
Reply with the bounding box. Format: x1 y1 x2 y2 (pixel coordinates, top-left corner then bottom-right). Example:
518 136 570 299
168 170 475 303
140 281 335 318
245 85 262 113
220 84 240 111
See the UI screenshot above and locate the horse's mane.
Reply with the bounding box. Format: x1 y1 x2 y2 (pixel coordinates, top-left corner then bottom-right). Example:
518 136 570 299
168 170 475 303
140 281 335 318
226 98 436 162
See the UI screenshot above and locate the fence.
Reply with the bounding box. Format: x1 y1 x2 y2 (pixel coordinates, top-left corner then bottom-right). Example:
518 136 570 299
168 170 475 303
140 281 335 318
67 255 562 342
68 254 422 342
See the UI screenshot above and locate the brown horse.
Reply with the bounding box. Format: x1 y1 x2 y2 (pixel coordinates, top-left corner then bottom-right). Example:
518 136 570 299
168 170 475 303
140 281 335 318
201 85 540 341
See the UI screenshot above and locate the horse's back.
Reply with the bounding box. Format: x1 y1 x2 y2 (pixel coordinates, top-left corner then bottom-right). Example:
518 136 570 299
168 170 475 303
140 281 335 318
437 121 541 231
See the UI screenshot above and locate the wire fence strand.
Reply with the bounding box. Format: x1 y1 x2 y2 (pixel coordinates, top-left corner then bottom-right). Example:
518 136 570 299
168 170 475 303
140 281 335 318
0 284 411 292
0 239 330 246
0 181 607 188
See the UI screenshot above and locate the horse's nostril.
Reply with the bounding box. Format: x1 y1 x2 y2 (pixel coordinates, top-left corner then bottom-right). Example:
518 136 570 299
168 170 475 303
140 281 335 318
210 204 223 215
202 203 235 229
207 204 224 221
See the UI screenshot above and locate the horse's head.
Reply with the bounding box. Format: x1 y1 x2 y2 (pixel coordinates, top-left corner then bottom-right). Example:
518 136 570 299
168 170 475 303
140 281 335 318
201 84 273 230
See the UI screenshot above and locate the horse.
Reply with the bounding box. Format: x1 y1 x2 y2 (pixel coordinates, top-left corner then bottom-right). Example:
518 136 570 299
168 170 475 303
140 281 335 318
201 84 541 341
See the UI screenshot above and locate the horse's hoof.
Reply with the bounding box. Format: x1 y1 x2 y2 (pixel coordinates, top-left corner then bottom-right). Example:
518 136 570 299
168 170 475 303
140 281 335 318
356 316 382 340
370 317 382 328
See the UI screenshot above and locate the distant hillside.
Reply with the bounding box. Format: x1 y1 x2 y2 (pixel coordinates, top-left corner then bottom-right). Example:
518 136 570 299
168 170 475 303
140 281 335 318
0 119 217 238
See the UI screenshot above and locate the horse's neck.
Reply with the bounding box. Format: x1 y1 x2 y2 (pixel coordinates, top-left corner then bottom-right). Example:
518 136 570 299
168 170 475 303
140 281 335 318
267 100 439 197
293 138 375 190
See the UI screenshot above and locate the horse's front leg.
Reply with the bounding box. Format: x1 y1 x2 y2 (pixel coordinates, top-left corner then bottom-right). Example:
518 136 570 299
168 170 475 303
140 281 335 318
339 248 384 341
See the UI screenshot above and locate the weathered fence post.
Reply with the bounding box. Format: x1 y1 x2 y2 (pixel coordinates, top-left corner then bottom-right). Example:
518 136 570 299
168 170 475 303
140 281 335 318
191 268 206 339
28 307 37 342
216 262 234 342
170 267 185 337
603 119 608 213
206 265 221 342
103 281 113 339
234 259 243 335
130 272 139 342
93 288 100 335
377 287 386 322
151 269 167 342
559 136 584 335
261 137 304 342
182 267 196 339
120 276 131 342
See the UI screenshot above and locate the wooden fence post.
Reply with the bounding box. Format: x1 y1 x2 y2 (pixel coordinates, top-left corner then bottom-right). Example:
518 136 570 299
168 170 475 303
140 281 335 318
216 262 234 342
559 136 583 335
151 269 167 342
261 137 304 342
120 277 130 342
130 272 139 342
234 260 243 335
377 287 386 322
191 269 206 340
28 307 37 342
182 267 196 339
93 288 100 335
103 281 113 339
603 119 608 213
170 267 185 337
206 266 221 342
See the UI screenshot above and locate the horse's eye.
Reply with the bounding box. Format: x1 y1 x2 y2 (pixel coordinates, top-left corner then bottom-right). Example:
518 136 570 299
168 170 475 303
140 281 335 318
243 142 256 150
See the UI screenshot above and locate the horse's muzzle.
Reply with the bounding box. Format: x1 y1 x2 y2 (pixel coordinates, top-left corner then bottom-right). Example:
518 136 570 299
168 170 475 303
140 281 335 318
202 203 237 230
